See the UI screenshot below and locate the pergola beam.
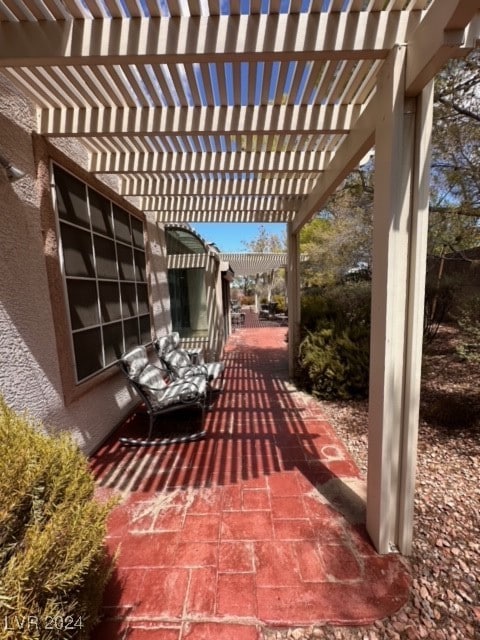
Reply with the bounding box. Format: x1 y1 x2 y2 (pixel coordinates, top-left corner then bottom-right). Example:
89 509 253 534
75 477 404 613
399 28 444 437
0 12 418 67
406 0 479 95
36 104 359 137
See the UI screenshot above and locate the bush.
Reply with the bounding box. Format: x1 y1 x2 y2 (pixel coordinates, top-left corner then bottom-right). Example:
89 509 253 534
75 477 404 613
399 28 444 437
297 283 371 400
300 282 371 335
271 295 287 313
0 398 114 640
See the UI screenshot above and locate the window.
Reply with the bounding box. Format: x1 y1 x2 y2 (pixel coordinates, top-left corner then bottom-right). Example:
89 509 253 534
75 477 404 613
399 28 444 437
53 165 151 383
165 227 209 339
168 269 208 338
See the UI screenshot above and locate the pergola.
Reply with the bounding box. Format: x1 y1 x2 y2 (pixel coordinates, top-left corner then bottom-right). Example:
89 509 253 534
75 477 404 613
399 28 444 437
1 0 478 554
220 253 288 276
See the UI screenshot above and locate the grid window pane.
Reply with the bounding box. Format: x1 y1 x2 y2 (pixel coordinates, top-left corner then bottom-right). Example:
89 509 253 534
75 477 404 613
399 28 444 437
139 314 152 344
103 322 124 365
134 250 147 281
61 223 95 278
117 243 135 281
137 283 149 315
124 318 139 350
54 166 89 228
94 235 118 280
131 217 144 248
113 205 132 244
121 282 137 318
73 328 103 380
90 190 113 236
99 281 121 323
67 280 99 330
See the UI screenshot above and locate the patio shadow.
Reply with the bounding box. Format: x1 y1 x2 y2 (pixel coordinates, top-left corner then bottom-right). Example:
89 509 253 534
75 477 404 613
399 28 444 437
90 326 410 640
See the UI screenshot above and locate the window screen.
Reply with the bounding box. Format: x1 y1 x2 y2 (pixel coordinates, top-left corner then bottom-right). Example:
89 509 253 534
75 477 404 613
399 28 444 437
53 165 151 382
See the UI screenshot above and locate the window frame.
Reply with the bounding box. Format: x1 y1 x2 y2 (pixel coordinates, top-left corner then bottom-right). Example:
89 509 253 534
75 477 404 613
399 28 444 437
165 226 210 340
50 162 152 387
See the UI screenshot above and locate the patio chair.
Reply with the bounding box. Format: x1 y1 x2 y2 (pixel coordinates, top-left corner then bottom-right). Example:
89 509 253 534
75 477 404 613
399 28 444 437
154 333 224 387
118 345 208 446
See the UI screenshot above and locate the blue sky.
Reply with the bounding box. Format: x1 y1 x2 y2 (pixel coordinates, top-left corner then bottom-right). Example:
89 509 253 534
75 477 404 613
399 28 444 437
191 223 286 253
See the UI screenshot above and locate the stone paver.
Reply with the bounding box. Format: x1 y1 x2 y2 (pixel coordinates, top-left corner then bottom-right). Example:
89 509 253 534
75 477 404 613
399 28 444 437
90 320 409 639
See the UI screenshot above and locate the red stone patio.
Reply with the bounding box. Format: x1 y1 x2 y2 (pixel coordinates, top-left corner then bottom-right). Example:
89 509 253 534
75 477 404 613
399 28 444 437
90 317 410 640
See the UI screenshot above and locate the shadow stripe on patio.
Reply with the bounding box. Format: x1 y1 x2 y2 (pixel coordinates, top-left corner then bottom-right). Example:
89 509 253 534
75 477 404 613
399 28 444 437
90 326 410 640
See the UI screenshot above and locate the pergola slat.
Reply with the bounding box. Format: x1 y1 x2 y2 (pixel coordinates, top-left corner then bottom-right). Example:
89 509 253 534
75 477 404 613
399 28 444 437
140 194 305 212
152 210 296 223
119 175 319 196
0 12 419 67
36 103 359 135
88 149 333 173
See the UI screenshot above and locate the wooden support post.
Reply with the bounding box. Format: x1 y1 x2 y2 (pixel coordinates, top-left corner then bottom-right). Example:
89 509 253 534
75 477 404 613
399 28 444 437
367 46 433 554
287 222 301 379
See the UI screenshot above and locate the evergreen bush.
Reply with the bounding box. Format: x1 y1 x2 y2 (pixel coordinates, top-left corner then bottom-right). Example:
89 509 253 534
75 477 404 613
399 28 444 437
0 397 114 640
297 283 371 399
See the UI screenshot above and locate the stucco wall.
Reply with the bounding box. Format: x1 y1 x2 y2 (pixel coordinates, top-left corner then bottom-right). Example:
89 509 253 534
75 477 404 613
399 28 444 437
0 75 148 455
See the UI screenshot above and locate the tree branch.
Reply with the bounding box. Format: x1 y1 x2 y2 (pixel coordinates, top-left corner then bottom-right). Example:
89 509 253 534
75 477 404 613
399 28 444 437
437 96 480 123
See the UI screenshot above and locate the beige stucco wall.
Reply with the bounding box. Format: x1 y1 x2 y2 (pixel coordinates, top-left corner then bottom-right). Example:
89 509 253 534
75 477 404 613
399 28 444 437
0 75 226 454
0 75 149 455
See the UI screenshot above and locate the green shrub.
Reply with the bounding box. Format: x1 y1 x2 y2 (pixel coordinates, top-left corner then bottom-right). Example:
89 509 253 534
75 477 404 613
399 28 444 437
0 398 114 640
297 283 371 399
298 326 370 400
271 295 287 313
300 282 371 334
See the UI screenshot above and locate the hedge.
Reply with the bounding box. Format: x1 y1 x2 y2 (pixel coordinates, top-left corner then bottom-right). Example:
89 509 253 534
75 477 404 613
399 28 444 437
0 398 114 640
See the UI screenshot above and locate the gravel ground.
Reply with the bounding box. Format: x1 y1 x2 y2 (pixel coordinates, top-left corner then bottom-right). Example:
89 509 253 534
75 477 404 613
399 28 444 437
264 326 480 640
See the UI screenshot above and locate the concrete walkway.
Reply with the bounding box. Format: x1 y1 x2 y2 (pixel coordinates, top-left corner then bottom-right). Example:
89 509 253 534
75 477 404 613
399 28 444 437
90 321 409 640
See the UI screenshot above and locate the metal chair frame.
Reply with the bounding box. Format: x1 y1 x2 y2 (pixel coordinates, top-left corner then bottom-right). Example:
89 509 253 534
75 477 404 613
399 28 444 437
118 346 208 446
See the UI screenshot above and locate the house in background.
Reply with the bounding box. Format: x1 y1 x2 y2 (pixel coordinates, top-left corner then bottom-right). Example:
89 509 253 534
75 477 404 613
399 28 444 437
0 74 230 456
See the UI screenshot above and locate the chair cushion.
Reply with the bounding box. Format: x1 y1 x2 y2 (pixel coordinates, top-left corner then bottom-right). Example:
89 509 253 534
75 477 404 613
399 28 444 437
149 375 207 410
121 345 148 378
156 332 181 357
164 349 192 369
165 353 224 381
136 364 168 390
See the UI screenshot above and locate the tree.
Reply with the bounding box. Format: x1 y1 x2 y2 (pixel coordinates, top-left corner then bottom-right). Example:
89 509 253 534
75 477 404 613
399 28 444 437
237 225 287 305
299 52 480 289
241 224 286 253
299 167 374 288
430 49 480 254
